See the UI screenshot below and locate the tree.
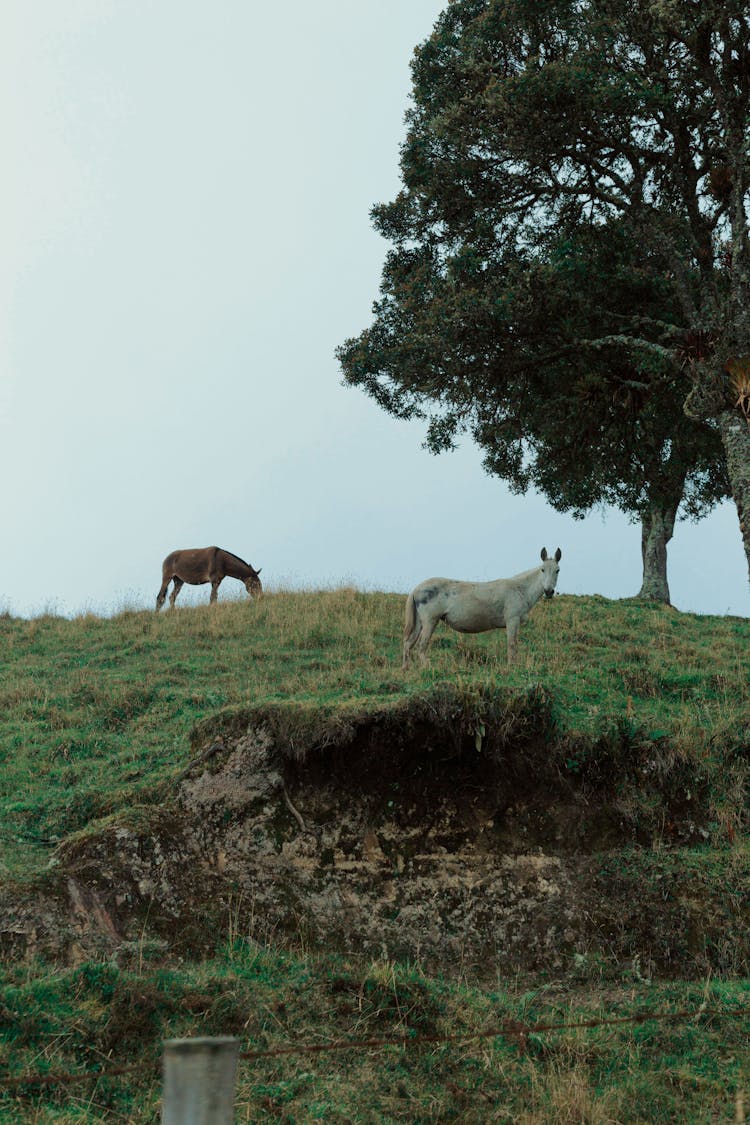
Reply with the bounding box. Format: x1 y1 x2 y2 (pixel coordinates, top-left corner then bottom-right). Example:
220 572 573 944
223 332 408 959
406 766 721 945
337 0 750 595
340 204 728 601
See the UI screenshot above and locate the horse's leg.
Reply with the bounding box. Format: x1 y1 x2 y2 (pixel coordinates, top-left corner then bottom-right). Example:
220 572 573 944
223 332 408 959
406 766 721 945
506 618 520 664
156 580 170 611
416 615 439 666
210 577 222 604
169 578 184 608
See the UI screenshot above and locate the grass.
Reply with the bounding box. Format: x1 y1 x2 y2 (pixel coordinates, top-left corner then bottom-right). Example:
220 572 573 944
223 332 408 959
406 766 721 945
1 590 748 877
2 589 750 1120
1 943 750 1123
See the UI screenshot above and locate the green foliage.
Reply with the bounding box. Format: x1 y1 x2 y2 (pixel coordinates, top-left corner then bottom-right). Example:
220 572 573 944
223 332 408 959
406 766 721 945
340 217 726 530
338 0 750 587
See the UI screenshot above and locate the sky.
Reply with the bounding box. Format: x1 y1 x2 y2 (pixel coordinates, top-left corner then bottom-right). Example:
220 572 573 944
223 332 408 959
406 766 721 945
1 1 748 619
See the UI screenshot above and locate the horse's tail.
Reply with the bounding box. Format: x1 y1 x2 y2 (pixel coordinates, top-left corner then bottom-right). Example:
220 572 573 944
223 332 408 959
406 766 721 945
404 592 417 639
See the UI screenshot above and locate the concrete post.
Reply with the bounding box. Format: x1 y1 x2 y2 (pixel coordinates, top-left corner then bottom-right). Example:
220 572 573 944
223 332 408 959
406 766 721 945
161 1036 241 1124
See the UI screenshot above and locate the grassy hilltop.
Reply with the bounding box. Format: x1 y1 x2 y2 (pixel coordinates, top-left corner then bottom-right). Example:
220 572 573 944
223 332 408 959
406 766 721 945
2 590 750 1122
2 589 749 876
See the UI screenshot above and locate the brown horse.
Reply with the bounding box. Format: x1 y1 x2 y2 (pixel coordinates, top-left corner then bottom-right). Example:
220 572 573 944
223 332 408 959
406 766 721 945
156 546 262 610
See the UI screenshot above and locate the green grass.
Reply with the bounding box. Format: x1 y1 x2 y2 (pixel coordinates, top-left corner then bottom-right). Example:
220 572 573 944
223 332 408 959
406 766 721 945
1 591 749 877
2 590 750 1120
2 944 750 1123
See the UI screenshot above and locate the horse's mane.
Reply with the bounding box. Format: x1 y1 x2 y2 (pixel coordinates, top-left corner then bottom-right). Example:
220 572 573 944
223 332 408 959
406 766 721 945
219 547 253 569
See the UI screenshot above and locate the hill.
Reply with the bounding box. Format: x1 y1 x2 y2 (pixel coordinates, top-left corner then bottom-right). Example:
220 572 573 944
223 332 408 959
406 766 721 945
2 589 748 875
1 590 750 1120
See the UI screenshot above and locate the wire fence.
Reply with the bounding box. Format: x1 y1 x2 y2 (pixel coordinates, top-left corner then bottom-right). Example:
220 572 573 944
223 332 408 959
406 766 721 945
2 1003 749 1093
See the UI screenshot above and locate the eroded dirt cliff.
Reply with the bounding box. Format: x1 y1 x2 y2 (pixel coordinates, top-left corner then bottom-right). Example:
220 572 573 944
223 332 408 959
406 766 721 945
3 686 748 977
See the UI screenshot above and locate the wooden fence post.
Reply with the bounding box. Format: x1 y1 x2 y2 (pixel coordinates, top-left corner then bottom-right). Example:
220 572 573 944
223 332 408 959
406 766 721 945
161 1036 240 1124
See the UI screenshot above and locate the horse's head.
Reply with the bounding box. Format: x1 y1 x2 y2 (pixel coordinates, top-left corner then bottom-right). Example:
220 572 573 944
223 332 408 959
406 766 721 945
245 568 263 597
540 547 562 598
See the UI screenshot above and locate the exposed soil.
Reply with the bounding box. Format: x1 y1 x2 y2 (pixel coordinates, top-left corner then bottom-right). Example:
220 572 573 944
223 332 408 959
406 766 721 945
2 691 748 978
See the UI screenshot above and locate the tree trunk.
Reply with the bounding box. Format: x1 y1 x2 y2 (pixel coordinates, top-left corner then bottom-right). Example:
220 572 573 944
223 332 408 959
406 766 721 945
638 503 677 603
717 410 750 588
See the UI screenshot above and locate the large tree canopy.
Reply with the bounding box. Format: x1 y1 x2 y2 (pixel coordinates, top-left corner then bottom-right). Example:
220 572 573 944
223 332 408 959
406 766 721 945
338 0 750 595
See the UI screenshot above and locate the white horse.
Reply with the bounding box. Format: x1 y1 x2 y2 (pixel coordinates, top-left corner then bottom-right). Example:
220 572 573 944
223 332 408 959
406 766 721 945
403 548 562 667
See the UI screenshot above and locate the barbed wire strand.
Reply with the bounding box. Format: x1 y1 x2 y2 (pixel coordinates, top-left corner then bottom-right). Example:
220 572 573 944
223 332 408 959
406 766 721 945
238 1004 749 1060
1 1004 748 1092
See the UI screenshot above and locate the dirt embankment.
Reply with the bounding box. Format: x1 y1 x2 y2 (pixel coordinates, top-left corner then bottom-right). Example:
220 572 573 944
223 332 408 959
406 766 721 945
3 685 748 977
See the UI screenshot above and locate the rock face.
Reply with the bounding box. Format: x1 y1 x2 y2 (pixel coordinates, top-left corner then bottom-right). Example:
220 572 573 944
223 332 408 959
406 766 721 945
3 690 748 976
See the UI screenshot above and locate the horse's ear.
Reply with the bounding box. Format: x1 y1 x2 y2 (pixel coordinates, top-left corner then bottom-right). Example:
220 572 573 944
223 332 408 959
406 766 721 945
540 548 548 561
554 548 562 562
256 568 262 575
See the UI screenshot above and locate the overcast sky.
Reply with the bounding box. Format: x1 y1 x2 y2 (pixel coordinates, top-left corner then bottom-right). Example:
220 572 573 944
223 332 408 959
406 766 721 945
1 0 748 619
